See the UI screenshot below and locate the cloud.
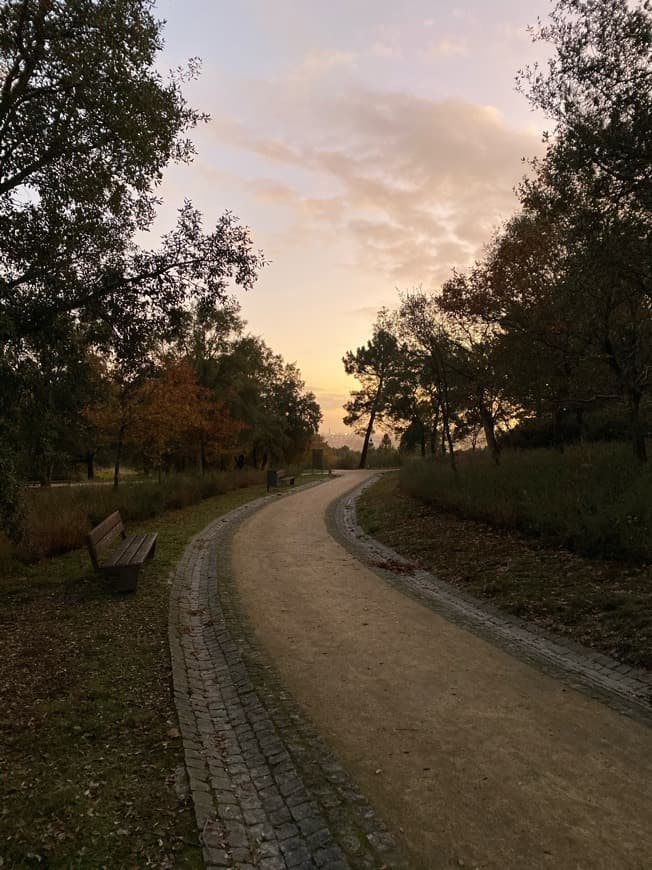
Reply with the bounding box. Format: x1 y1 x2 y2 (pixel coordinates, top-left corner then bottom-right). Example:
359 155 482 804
211 117 303 165
421 37 468 59
207 84 543 287
291 50 357 80
370 23 403 58
245 178 299 205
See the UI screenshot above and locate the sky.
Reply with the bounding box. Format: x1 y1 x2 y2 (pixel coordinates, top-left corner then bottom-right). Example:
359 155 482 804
150 0 554 435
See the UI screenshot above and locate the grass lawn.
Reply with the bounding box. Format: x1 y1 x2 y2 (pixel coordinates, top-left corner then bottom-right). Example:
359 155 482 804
357 473 652 670
0 484 271 869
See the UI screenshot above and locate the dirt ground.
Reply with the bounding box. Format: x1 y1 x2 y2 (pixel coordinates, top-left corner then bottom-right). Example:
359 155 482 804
231 471 652 870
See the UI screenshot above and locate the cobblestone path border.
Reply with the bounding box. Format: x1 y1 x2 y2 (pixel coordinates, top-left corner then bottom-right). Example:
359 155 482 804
169 484 410 870
329 475 652 727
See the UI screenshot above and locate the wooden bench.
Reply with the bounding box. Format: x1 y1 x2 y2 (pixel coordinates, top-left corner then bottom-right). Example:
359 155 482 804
266 468 295 492
86 511 157 592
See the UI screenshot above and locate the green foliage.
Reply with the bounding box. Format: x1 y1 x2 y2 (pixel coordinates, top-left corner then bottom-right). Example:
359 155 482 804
1 0 210 348
400 443 652 561
0 1 266 355
343 311 405 468
365 435 401 468
194 331 321 468
0 442 23 539
519 0 651 214
516 0 652 459
503 406 647 450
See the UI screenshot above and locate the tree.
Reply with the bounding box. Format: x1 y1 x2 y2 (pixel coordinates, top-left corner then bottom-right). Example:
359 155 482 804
0 0 203 341
0 1 266 523
83 364 148 488
517 0 652 459
519 0 651 217
343 313 404 469
438 270 516 463
127 357 243 476
473 213 614 448
397 294 465 469
238 343 321 467
174 316 321 469
12 322 106 484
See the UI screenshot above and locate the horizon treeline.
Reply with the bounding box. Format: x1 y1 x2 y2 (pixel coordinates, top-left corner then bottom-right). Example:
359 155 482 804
344 0 652 467
0 0 320 535
21 306 321 486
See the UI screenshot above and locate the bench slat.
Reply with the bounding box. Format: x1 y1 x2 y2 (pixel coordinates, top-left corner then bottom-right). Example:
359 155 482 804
104 534 155 568
128 533 157 566
88 511 123 548
104 535 136 566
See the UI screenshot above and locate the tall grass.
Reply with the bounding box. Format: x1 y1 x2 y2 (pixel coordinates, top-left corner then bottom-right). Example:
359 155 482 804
400 443 652 561
15 469 265 561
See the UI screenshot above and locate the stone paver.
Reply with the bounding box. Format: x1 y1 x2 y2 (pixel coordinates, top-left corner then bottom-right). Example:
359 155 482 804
330 474 652 724
169 487 408 870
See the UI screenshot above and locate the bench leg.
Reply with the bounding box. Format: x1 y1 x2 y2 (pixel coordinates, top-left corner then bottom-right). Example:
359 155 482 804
104 565 140 593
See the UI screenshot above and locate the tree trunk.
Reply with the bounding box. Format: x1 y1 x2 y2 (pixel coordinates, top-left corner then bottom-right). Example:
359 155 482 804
552 408 565 453
429 400 440 456
478 398 500 465
38 462 50 487
360 378 386 469
628 390 647 462
440 387 456 473
113 425 125 488
359 407 377 469
86 451 95 480
444 415 456 473
420 426 426 458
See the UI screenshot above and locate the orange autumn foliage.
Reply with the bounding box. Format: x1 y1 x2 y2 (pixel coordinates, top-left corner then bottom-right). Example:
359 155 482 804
86 358 243 472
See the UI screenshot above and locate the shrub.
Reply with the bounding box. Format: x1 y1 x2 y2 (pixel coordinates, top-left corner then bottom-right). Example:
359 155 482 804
502 405 648 450
14 469 266 562
400 442 652 561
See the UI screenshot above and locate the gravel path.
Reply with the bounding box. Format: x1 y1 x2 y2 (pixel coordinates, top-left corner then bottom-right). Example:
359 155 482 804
171 471 652 870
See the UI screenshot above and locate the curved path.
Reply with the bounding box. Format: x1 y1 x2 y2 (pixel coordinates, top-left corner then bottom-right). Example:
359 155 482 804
231 471 652 870
171 472 652 870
